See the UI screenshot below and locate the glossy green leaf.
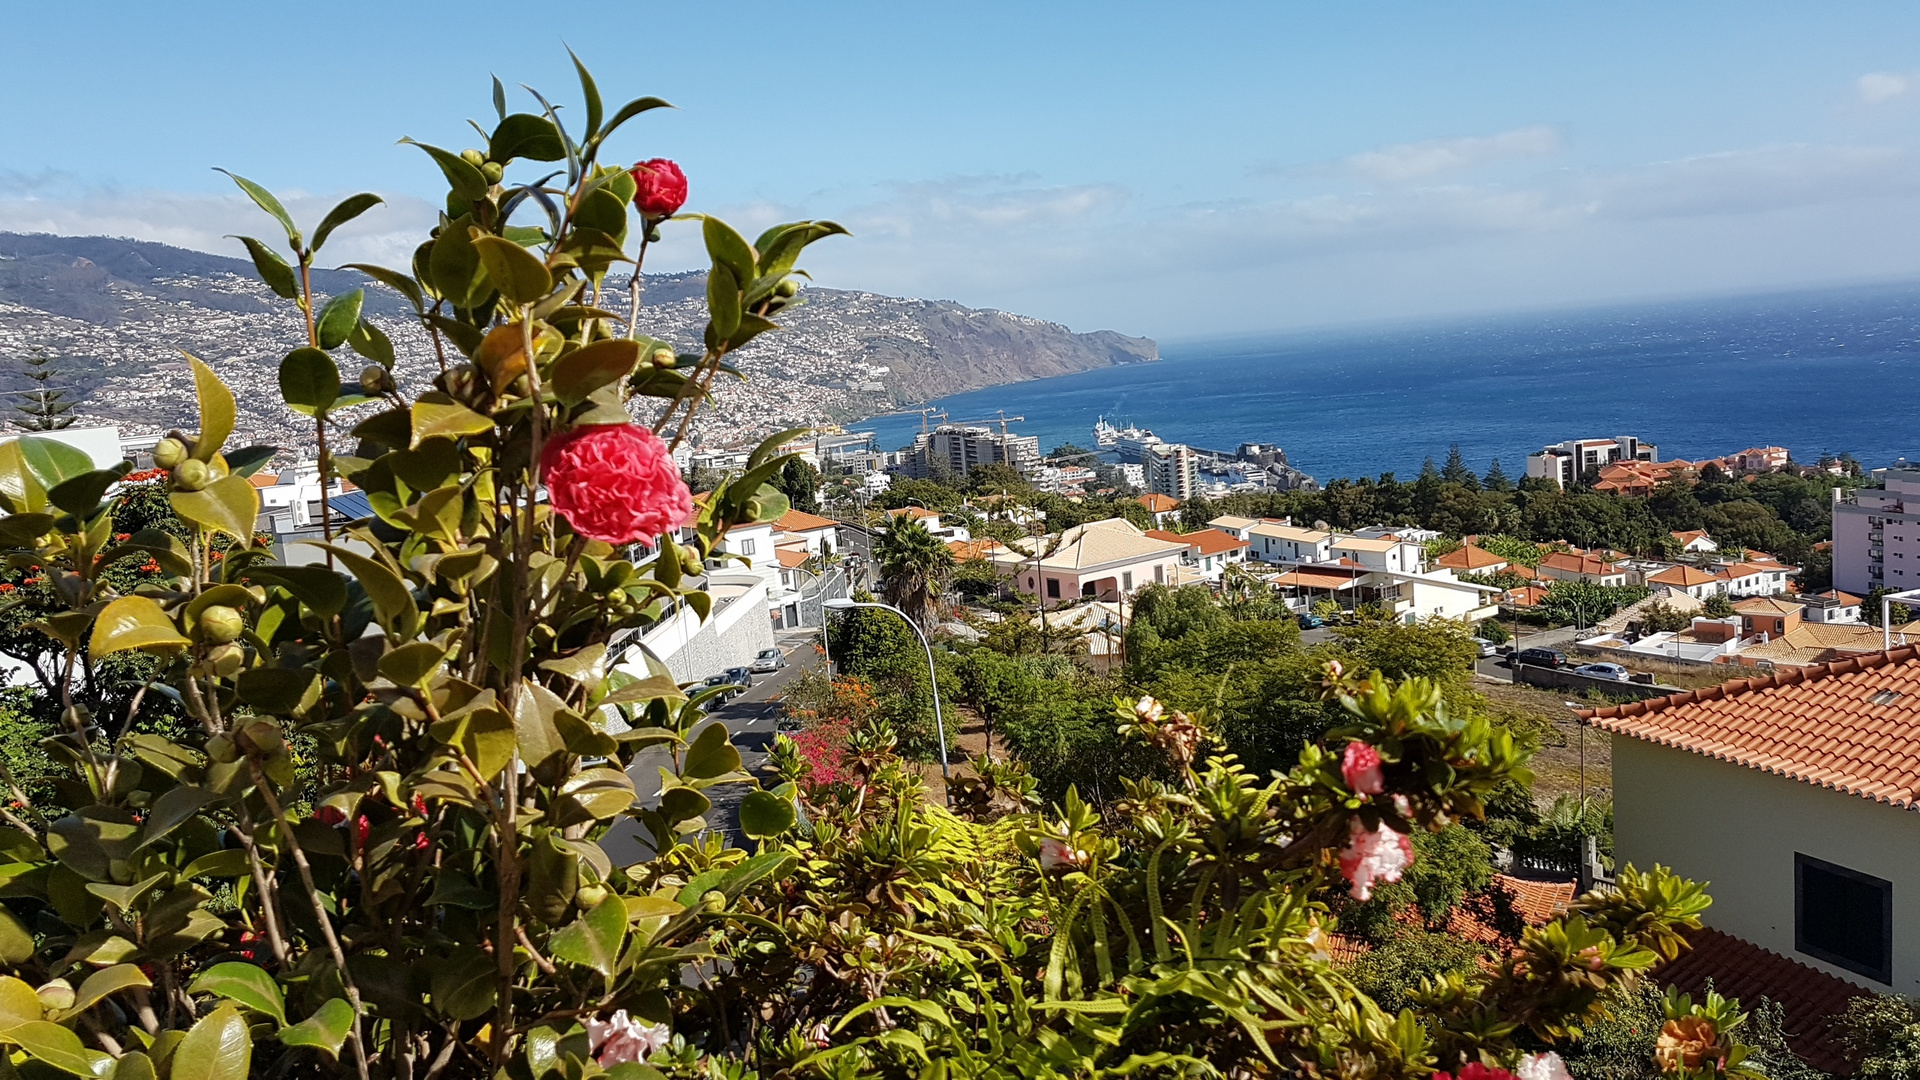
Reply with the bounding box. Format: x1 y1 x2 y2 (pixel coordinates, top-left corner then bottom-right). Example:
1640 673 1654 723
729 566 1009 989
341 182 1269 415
187 963 286 1026
402 139 488 201
61 964 151 1020
0 975 40 1026
377 641 447 687
596 96 674 146
230 236 297 299
215 170 298 246
310 193 383 253
315 289 364 351
111 1052 156 1080
138 785 217 848
186 354 236 461
169 475 260 544
17 435 93 493
512 681 569 770
278 997 353 1058
279 347 339 417
702 216 756 287
738 788 797 840
222 444 278 478
548 895 626 978
569 48 603 139
9 1019 113 1077
706 264 741 339
0 906 32 964
180 850 252 880
552 339 640 406
572 187 629 241
314 545 417 638
47 463 132 517
171 1004 251 1080
411 396 495 446
89 597 188 656
427 218 486 310
341 263 425 313
489 113 565 163
234 668 314 714
242 564 348 616
472 235 553 305
429 947 496 1021
348 320 396 368
683 721 742 780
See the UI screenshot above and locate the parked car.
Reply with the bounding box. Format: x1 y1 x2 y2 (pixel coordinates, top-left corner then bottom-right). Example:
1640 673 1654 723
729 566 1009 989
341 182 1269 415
1297 613 1325 630
750 648 786 673
723 666 754 691
1573 662 1631 682
699 674 741 707
1470 636 1499 658
1512 647 1568 669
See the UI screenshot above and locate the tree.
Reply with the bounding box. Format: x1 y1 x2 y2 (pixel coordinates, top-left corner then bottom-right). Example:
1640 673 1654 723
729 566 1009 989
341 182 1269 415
1483 457 1512 492
1702 592 1736 619
874 514 956 629
9 347 78 430
774 455 820 514
1442 443 1478 489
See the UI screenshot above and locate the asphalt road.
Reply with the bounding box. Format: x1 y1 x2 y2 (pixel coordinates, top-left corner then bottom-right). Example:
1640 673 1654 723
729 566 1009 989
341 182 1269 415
602 629 824 864
1302 621 1585 683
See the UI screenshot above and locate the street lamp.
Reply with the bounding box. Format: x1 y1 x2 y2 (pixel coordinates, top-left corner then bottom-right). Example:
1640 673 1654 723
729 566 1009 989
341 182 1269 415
822 596 951 798
788 564 832 671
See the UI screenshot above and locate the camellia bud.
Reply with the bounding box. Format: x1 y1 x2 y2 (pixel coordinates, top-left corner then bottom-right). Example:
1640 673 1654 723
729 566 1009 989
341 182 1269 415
198 605 244 644
575 883 608 909
360 365 395 396
481 162 504 184
151 437 187 469
206 643 245 679
172 459 210 491
460 148 486 166
648 346 676 370
773 278 800 299
240 720 284 757
205 734 238 763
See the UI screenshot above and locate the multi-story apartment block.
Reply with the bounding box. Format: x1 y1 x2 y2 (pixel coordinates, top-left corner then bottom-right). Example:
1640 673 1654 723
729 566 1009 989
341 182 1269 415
1833 466 1920 595
1142 441 1199 500
1525 435 1657 488
895 424 1042 480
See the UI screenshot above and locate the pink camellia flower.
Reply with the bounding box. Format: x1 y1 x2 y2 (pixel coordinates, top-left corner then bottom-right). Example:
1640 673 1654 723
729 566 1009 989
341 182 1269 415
1038 837 1087 874
630 159 688 220
1515 1051 1574 1080
586 1010 670 1066
540 424 694 546
1341 741 1385 796
1433 1064 1517 1080
1338 817 1414 901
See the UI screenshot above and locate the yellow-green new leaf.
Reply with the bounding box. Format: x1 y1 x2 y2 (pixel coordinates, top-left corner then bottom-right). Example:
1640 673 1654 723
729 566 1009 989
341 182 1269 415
0 905 32 964
90 597 189 656
0 975 41 1026
411 397 495 447
9 1020 113 1077
313 545 418 638
170 475 260 545
279 998 355 1058
171 1004 251 1080
186 355 236 461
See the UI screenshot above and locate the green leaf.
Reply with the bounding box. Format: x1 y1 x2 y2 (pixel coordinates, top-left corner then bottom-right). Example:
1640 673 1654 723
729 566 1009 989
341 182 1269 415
47 464 131 517
313 545 417 638
683 721 742 780
138 785 216 848
702 216 756 287
222 445 279 478
278 347 339 417
111 1052 156 1080
472 235 553 305
89 596 188 656
314 290 364 352
547 896 626 978
595 96 674 146
569 48 604 140
241 564 349 616
552 339 640 406
310 193 383 253
341 263 424 314
706 264 741 339
180 850 252 880
186 354 236 461
348 320 396 368
0 975 40 1026
402 139 489 201
60 964 151 1020
169 475 260 544
738 789 797 840
0 512 55 547
411 396 495 446
0 906 32 964
512 681 569 770
489 113 565 163
187 963 286 1026
428 218 487 310
171 1003 252 1080
8 1019 113 1077
215 170 298 247
230 236 298 299
377 641 447 687
234 668 314 714
428 947 495 1021
16 436 93 492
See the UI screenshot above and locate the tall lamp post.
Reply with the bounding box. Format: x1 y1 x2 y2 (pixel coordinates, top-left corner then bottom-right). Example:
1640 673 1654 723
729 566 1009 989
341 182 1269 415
790 564 831 672
822 597 951 800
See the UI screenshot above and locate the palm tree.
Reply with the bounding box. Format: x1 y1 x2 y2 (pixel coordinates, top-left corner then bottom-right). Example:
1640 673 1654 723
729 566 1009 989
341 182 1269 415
874 516 955 630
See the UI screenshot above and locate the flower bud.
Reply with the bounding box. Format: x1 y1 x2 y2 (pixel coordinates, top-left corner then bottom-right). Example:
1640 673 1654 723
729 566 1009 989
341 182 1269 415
172 459 210 491
575 883 608 909
198 605 244 644
151 437 187 469
647 346 676 370
774 278 799 299
359 365 395 396
481 162 504 184
206 734 239 763
206 643 245 679
460 148 486 166
240 720 284 757
701 889 727 913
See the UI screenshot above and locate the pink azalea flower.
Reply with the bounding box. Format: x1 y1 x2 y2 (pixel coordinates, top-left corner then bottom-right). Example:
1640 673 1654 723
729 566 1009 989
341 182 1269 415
1134 695 1164 723
1341 741 1385 795
1338 817 1414 901
1038 837 1086 873
586 1010 670 1066
1515 1052 1574 1080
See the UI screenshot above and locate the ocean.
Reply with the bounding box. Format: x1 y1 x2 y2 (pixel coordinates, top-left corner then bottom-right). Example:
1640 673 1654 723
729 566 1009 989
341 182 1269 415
857 282 1920 483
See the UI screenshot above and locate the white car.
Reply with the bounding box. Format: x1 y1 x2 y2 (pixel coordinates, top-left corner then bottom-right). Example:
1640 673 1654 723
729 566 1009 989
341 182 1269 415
1470 637 1500 658
750 648 786 674
1573 662 1631 682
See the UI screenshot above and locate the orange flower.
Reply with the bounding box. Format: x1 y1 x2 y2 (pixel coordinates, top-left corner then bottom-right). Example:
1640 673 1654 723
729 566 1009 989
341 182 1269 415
1654 1017 1718 1072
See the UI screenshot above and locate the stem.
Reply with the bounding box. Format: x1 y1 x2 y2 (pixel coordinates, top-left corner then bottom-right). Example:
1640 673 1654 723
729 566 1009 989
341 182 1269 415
231 809 291 967
624 234 652 342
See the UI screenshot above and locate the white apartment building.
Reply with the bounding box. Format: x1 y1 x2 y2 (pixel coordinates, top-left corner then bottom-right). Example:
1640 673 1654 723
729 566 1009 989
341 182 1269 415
1526 435 1657 489
1247 522 1333 564
1833 467 1920 596
1143 441 1199 500
896 424 1042 480
1330 535 1425 574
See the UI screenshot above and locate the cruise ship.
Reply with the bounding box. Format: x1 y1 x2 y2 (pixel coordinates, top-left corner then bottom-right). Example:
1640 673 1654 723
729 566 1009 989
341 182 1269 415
1093 417 1120 448
1094 419 1159 461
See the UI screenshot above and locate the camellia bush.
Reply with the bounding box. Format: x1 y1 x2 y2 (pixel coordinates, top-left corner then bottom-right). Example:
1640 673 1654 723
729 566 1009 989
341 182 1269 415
0 58 1775 1080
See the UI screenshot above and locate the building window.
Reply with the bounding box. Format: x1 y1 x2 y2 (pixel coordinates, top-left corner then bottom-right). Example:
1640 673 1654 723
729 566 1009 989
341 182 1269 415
738 538 756 556
1154 565 1164 584
1046 578 1060 599
1796 853 1892 984
1123 571 1133 591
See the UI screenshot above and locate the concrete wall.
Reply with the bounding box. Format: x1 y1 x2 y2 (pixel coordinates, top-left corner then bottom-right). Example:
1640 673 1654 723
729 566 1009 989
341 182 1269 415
1513 664 1682 701
1613 735 1920 993
631 572 776 684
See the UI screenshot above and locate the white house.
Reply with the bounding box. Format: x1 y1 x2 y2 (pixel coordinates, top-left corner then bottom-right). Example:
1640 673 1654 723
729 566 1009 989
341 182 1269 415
1799 590 1865 625
1247 521 1332 565
1207 515 1261 541
773 508 838 556
1330 535 1425 574
992 518 1188 604
1672 530 1718 554
1714 560 1795 598
1146 527 1250 583
1591 648 1920 995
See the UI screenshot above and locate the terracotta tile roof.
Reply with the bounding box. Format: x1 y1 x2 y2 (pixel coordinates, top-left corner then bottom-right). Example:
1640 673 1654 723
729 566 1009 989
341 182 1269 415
1656 927 1865 1075
1146 528 1248 556
1510 564 1538 580
775 508 838 533
247 473 279 488
1648 564 1717 588
1134 493 1181 512
1672 530 1713 545
1582 646 1920 808
774 548 810 569
1001 518 1188 571
1436 544 1508 571
886 506 939 520
1504 585 1551 607
1716 561 1783 580
1272 567 1365 590
947 538 1006 562
1811 589 1863 606
1327 875 1575 966
1733 596 1801 616
1539 551 1618 576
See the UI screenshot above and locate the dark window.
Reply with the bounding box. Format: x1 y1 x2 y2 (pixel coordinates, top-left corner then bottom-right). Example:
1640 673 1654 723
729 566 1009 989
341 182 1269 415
1796 853 1892 983
1045 578 1060 599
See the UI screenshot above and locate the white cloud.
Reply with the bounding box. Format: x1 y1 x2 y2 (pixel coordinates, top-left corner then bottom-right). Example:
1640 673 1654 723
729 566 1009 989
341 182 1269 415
1859 71 1914 104
1340 126 1562 184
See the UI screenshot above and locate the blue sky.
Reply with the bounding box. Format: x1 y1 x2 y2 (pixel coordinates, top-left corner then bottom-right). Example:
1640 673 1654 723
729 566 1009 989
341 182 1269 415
6 2 1920 340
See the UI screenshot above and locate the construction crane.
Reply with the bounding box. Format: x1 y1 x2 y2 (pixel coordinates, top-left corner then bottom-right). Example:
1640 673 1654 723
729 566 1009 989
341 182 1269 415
946 410 1026 439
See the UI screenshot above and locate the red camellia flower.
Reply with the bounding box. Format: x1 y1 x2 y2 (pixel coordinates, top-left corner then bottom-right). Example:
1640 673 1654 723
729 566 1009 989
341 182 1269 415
316 805 346 827
629 158 687 220
354 815 372 850
1341 741 1385 796
540 424 694 546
